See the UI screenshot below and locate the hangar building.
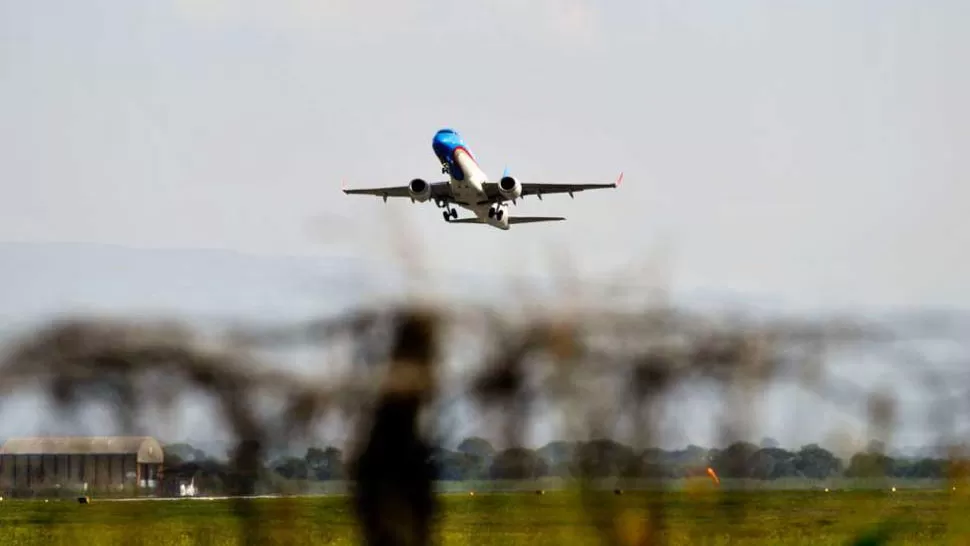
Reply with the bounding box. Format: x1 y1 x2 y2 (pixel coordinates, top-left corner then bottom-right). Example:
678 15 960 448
0 436 164 493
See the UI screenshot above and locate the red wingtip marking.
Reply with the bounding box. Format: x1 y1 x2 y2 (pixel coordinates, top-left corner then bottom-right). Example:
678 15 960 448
616 172 624 187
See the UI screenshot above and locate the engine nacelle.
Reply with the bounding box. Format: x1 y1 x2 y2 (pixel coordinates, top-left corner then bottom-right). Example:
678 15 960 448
408 178 431 202
498 176 522 200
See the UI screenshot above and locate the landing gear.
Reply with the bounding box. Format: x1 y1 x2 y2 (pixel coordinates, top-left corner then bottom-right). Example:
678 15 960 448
442 207 457 222
488 203 506 221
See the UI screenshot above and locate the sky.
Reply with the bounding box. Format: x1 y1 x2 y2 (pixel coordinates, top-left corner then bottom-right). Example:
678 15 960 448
2 0 968 309
1 1 968 450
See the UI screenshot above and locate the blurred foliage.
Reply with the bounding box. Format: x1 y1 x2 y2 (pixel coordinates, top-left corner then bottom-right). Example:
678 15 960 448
0 300 967 544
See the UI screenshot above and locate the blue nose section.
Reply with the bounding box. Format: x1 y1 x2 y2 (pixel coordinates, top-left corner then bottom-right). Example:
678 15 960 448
432 128 468 180
432 128 464 161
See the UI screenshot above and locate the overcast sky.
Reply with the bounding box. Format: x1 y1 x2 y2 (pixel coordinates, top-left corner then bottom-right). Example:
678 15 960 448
2 0 968 310
1 1 968 450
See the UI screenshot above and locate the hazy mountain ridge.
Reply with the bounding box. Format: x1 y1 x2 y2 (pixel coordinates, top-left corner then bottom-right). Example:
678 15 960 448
0 242 387 327
2 242 968 327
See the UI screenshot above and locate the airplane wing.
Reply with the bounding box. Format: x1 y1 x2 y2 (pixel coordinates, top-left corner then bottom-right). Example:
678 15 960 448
449 216 565 224
342 181 453 201
482 173 623 202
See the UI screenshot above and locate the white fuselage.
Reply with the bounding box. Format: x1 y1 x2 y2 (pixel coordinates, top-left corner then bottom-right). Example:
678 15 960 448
448 148 511 230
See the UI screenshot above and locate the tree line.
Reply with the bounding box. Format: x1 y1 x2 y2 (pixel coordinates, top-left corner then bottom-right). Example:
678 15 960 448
161 436 962 492
433 437 955 481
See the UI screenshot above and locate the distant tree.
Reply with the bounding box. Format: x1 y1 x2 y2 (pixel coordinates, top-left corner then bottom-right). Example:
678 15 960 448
683 445 712 460
273 457 309 480
638 448 673 479
844 451 893 478
431 448 485 481
163 443 208 467
305 447 345 480
490 448 547 480
305 447 326 479
537 441 574 466
574 439 639 478
760 437 781 449
659 445 714 478
669 445 713 465
891 457 945 479
640 447 665 464
710 442 759 478
748 447 795 480
794 444 843 479
457 437 496 460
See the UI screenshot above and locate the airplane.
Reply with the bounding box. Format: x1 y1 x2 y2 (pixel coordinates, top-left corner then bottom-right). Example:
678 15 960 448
342 128 622 230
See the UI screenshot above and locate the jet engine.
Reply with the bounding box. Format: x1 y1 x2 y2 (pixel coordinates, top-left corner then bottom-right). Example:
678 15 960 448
408 178 431 202
498 176 522 200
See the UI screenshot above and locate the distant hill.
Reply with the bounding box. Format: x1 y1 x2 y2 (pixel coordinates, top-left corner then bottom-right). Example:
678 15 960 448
4 241 966 328
0 242 388 328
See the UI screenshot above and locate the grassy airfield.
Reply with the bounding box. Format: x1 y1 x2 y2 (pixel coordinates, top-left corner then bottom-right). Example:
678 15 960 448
1 487 969 545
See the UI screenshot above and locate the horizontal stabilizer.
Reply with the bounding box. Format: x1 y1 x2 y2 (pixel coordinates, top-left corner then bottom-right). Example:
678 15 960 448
509 216 565 224
448 216 565 225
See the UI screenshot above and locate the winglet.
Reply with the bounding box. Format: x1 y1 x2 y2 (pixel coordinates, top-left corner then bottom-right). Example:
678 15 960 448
614 172 624 188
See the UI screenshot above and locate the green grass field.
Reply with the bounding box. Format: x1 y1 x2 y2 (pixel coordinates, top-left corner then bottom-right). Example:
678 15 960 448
2 489 970 545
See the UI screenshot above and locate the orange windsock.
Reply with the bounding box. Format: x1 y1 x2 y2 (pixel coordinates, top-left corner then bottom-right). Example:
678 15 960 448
706 467 720 485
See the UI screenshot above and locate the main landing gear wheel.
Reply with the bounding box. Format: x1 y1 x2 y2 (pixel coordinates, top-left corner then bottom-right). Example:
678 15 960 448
496 209 504 221
443 209 457 221
450 208 457 219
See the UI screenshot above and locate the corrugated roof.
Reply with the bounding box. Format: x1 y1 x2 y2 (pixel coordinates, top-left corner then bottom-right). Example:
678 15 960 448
0 436 163 463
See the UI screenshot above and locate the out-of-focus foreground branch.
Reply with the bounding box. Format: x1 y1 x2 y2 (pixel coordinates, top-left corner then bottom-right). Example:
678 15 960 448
0 301 966 545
